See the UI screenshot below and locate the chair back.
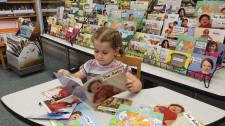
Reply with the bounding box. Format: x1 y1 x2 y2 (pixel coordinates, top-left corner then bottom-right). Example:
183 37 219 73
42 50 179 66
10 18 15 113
115 55 141 80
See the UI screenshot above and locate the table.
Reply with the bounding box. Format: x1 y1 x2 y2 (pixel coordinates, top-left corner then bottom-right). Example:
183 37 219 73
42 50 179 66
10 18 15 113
1 79 225 126
41 34 225 100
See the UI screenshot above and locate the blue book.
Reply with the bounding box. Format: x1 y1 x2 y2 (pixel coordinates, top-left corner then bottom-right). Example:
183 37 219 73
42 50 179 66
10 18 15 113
51 103 101 126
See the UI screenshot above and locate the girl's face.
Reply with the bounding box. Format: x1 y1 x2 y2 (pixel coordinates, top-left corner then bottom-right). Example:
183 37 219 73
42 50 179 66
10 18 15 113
93 40 119 66
179 10 184 17
209 44 216 53
202 60 212 73
163 41 168 48
200 16 210 26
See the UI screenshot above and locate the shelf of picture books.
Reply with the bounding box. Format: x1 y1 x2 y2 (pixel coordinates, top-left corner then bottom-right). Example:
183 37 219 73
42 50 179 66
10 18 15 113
44 0 225 88
1 19 44 75
26 65 205 126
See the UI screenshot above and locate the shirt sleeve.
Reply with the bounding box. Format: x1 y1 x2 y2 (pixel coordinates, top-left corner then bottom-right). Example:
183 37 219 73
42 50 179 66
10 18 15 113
79 61 89 77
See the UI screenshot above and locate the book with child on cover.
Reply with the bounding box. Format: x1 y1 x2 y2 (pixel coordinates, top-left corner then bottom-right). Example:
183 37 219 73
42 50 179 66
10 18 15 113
109 104 164 126
139 103 205 126
94 97 132 114
50 103 100 126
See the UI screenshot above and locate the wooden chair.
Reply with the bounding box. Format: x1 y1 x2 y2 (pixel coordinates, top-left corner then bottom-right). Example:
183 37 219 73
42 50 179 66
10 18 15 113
116 55 142 80
0 44 6 70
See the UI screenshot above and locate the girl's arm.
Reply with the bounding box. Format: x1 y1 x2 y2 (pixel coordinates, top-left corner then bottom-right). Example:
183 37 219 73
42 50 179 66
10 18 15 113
58 69 85 80
164 120 175 126
125 73 142 92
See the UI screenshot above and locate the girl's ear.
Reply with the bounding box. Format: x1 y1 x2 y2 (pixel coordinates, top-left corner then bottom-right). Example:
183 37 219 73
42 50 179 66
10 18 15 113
115 47 120 55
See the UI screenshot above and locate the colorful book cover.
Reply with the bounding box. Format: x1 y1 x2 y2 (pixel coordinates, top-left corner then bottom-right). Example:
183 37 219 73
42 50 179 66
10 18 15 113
216 44 225 67
98 15 108 27
193 38 209 54
211 14 225 28
94 97 132 115
109 104 164 126
107 17 123 30
214 4 225 15
83 3 97 20
161 19 182 38
157 0 165 5
165 0 181 14
83 24 98 34
125 10 145 29
181 0 197 7
194 1 225 17
148 14 179 21
194 27 225 44
107 9 124 18
121 21 137 31
71 7 82 17
159 38 177 50
83 33 93 49
82 66 127 106
166 50 191 74
151 5 166 14
50 24 58 36
146 34 165 46
159 48 170 68
187 53 217 80
77 33 85 46
139 103 205 126
143 44 152 64
127 40 146 60
142 20 163 35
150 45 162 66
117 1 131 10
97 4 105 15
51 103 101 126
132 32 149 43
117 29 134 49
130 1 149 12
106 5 118 16
176 7 195 16
176 35 198 53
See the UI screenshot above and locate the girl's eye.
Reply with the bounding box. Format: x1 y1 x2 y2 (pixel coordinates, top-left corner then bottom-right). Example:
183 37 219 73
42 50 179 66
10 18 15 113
103 52 108 54
95 50 99 53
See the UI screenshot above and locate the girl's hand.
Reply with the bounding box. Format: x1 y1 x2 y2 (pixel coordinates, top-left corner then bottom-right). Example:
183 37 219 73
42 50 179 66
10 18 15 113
58 69 70 76
125 79 134 92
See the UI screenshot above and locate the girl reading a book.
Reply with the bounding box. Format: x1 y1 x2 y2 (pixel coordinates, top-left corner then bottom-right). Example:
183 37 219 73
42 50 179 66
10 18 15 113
187 58 214 80
203 41 219 57
58 27 142 93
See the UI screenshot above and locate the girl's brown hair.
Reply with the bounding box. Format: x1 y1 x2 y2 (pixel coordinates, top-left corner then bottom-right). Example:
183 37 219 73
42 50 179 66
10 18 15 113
206 41 219 52
91 27 125 56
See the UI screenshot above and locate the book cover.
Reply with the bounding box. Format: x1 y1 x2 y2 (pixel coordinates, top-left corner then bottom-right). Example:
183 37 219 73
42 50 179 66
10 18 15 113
94 97 132 115
165 0 181 14
130 1 149 12
98 15 108 27
181 0 197 7
97 4 105 15
216 44 225 67
148 14 179 21
161 19 182 38
83 33 93 49
125 10 145 29
82 66 127 106
142 20 163 35
107 17 123 30
187 53 217 80
193 38 209 54
194 1 225 17
107 9 124 18
109 104 164 126
83 24 98 34
149 45 162 66
166 50 191 74
213 4 225 15
194 27 225 44
51 103 101 126
127 40 146 60
176 7 196 16
151 5 166 14
121 21 137 31
143 44 152 64
139 103 205 126
147 34 166 47
117 1 131 10
106 4 118 16
117 29 134 49
211 14 225 29
159 48 170 68
159 38 177 50
50 24 58 36
176 35 198 53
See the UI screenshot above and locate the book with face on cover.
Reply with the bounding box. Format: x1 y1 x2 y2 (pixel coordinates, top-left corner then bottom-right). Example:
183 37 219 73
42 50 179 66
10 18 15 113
51 103 101 126
142 20 163 35
109 104 164 126
161 19 182 38
125 10 145 29
139 103 205 126
94 97 132 115
121 21 137 32
165 0 182 14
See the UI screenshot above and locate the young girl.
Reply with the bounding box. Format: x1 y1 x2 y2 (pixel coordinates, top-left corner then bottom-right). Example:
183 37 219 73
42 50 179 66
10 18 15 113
187 58 214 80
203 41 219 57
58 27 142 92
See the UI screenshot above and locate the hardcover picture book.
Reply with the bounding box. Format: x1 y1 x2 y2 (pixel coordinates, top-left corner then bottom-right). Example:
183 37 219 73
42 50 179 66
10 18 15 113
94 97 132 114
109 104 164 126
148 14 179 21
107 17 123 30
149 45 162 66
117 1 131 10
166 50 191 74
117 29 134 49
161 19 182 38
187 53 217 80
159 48 170 68
125 10 145 29
121 21 137 31
51 103 101 126
139 103 205 126
142 20 163 35
127 40 146 60
146 34 165 46
165 0 182 14
130 1 149 12
193 38 209 55
98 15 108 27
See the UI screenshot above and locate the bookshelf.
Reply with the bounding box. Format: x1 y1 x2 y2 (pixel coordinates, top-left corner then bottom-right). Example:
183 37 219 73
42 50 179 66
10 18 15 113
0 0 38 22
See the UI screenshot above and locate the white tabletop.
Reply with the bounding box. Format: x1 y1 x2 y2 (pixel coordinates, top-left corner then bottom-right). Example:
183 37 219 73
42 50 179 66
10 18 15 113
1 79 225 126
41 34 225 98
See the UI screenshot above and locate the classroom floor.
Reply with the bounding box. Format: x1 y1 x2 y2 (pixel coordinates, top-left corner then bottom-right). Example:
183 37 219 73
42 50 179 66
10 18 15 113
0 48 225 126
